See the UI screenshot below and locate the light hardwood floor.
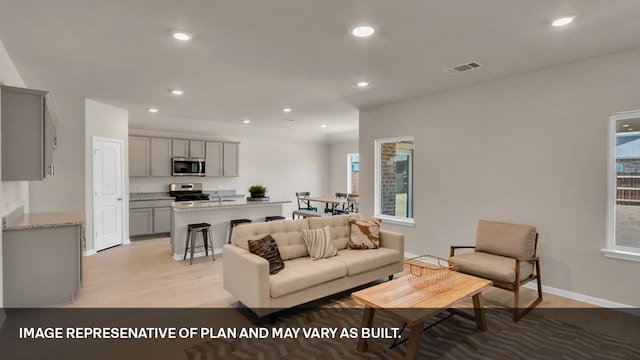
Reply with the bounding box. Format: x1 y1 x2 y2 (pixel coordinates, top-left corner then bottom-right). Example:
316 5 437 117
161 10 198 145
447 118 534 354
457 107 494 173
65 237 639 342
66 237 589 309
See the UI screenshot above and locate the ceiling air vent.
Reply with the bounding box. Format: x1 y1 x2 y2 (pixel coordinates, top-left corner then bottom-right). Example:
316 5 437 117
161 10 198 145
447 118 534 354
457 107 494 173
443 61 482 75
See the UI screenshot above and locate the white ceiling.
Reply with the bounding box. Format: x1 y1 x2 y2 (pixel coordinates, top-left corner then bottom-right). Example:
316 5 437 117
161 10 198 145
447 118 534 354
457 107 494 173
2 0 640 142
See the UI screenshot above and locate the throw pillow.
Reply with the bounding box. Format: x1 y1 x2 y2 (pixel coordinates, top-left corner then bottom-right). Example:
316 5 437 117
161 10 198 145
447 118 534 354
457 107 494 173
248 234 285 275
301 226 338 260
349 219 381 249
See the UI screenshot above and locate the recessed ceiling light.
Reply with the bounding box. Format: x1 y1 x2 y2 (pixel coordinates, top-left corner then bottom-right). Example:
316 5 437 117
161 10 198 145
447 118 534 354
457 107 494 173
623 124 630 127
147 108 158 113
170 89 184 95
351 26 375 38
357 81 370 87
628 128 634 131
282 107 292 112
552 16 574 27
242 119 251 124
172 31 193 41
320 124 327 128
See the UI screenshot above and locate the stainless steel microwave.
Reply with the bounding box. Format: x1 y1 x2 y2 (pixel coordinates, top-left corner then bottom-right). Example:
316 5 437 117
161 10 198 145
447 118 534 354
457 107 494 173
172 157 206 176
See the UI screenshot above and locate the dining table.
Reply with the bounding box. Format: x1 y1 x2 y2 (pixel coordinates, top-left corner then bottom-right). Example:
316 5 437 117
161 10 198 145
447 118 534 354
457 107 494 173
306 196 347 214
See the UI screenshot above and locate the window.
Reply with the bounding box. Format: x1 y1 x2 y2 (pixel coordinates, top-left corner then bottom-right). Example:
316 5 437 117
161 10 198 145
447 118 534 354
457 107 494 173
375 137 414 225
347 153 359 195
604 111 640 261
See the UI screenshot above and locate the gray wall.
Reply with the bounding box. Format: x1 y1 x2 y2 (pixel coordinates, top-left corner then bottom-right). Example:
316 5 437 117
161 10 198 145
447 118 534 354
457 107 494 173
359 47 640 306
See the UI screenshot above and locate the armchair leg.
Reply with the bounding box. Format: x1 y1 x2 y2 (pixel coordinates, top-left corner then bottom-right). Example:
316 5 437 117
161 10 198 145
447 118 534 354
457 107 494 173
512 275 543 321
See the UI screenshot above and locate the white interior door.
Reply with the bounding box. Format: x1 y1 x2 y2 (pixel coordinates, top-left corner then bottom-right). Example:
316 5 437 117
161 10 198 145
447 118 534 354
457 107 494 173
93 138 124 251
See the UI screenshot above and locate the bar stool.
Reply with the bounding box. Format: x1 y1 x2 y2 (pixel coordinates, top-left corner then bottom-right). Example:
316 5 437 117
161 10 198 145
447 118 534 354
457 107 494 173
265 215 285 222
228 219 252 244
184 223 214 265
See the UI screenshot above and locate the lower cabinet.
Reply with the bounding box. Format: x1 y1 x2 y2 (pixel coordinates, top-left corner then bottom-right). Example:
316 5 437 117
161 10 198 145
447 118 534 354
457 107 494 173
3 224 82 307
129 200 172 237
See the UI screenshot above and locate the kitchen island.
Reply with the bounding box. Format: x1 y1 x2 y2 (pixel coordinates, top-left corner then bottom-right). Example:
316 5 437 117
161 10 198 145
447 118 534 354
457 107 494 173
170 199 290 260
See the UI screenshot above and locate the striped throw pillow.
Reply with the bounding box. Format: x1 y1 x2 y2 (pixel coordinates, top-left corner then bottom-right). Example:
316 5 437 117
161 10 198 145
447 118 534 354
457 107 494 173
301 226 338 260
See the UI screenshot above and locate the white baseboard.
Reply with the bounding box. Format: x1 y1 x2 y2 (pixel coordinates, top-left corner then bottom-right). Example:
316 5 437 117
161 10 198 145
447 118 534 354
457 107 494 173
522 283 636 312
83 249 97 256
123 238 131 244
406 251 636 312
173 248 223 261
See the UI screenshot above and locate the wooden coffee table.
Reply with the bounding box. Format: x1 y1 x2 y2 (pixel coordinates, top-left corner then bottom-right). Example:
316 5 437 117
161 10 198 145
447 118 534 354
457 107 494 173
352 272 492 360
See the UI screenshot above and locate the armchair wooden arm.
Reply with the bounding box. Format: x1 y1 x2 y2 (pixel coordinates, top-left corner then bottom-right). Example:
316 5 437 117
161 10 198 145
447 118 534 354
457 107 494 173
449 245 476 257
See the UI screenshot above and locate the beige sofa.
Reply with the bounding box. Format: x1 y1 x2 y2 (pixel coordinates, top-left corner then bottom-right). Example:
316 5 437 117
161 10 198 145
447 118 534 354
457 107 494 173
223 215 405 316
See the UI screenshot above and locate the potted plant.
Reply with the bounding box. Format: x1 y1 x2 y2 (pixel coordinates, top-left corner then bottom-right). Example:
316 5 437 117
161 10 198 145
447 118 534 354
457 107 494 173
248 185 267 198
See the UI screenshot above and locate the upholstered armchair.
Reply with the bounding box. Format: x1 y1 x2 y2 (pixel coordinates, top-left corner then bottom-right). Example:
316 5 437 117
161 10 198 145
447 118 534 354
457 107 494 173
450 220 542 321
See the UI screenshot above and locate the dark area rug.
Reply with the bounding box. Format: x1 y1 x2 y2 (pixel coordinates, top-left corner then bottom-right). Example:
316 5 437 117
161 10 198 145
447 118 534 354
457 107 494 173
184 296 640 360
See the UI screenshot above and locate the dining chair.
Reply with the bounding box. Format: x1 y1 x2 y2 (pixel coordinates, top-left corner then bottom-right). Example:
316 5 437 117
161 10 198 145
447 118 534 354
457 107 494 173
295 191 317 211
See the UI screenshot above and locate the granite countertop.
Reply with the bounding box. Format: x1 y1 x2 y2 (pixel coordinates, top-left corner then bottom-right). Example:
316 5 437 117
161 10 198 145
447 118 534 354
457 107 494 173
3 210 84 231
130 190 245 202
172 199 291 211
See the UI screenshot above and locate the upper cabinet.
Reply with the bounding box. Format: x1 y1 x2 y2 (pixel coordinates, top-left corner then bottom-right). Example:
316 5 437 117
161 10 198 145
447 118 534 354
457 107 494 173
129 136 172 177
130 136 239 177
206 141 239 177
172 139 205 158
129 136 150 176
1 85 57 181
150 138 172 176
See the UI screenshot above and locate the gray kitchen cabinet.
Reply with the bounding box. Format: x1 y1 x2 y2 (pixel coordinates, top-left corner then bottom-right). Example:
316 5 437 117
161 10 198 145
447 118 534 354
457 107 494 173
150 138 172 176
3 224 82 307
205 141 239 177
130 200 172 236
189 140 206 158
223 142 240 177
205 141 223 176
173 139 206 158
129 208 153 236
1 85 57 181
153 207 171 233
129 136 150 176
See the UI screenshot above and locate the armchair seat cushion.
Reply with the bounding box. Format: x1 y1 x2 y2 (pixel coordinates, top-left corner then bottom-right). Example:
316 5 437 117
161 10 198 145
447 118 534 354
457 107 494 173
269 257 347 298
451 251 533 284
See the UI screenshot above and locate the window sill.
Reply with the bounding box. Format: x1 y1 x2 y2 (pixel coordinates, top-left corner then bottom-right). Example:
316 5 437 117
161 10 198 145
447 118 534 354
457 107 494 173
373 215 415 227
601 248 640 262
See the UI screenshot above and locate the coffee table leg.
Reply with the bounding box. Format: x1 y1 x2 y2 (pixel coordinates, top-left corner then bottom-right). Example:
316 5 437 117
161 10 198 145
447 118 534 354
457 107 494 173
472 292 487 331
357 306 375 352
405 320 425 359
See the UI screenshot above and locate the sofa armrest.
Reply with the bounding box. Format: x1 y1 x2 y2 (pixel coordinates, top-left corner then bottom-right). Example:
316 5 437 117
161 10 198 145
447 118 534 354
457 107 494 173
222 244 271 309
379 229 404 258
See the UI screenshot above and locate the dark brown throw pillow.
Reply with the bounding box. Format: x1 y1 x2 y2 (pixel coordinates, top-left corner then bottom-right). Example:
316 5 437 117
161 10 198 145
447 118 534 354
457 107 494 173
248 234 285 275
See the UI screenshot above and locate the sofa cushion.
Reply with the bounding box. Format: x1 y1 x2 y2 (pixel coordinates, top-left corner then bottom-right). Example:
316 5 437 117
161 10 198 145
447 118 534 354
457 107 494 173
349 219 381 249
450 252 534 284
247 235 285 275
233 219 310 260
269 257 347 298
301 226 338 260
330 248 401 276
308 215 354 250
475 220 537 258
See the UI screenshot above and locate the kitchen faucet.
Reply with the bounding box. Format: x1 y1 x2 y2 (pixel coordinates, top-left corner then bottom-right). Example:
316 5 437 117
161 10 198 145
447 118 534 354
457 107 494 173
214 191 222 203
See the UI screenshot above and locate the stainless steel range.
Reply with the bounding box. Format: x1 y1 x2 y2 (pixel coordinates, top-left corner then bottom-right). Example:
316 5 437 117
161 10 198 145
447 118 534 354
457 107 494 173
169 183 210 202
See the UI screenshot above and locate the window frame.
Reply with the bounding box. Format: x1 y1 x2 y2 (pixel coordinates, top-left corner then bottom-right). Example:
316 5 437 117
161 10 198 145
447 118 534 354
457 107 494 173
374 136 415 227
603 110 640 262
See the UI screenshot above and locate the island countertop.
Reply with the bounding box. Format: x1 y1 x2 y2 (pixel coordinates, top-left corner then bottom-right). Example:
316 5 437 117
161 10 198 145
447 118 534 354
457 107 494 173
172 199 291 211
